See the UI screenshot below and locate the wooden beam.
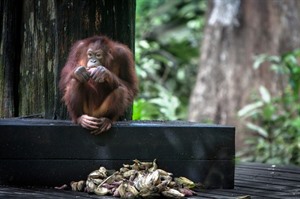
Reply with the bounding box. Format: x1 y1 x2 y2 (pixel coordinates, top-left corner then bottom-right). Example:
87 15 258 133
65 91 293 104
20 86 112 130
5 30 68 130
0 119 235 188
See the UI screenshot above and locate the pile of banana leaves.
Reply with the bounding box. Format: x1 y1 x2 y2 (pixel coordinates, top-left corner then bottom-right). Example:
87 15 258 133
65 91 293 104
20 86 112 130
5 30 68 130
70 159 200 198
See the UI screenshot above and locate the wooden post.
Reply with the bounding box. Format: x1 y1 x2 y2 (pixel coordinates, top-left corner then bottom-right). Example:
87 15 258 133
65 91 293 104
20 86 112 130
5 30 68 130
0 0 136 120
0 0 22 117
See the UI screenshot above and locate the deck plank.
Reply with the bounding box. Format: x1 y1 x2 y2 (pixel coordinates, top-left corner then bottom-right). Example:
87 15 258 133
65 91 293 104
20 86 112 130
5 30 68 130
1 163 300 198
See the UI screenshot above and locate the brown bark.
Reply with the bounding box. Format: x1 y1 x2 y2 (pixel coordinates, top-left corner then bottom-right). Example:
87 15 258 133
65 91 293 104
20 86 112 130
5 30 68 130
188 0 300 145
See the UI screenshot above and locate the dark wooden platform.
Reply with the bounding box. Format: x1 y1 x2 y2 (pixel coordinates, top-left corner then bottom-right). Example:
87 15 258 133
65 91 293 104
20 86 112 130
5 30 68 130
0 119 235 188
0 163 299 198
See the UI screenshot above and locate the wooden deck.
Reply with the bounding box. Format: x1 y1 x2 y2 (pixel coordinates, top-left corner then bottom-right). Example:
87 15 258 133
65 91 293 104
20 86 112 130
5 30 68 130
0 162 299 198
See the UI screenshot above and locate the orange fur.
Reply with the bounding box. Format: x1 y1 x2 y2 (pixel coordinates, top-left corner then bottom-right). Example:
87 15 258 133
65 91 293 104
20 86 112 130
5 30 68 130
59 36 138 130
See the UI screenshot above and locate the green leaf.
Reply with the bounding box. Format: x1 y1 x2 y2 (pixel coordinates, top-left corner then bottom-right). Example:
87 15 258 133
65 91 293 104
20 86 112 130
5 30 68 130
266 55 281 63
238 101 263 117
253 54 268 69
262 104 275 120
139 40 150 49
290 118 300 129
283 54 298 66
246 122 268 138
132 99 160 120
259 86 271 103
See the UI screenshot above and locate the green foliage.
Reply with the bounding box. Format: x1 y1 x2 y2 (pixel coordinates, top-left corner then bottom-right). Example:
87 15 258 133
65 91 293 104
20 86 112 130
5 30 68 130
133 0 206 120
238 49 300 165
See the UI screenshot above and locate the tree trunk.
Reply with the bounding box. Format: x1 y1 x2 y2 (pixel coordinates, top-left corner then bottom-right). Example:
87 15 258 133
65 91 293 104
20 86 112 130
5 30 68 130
0 0 22 117
188 0 300 145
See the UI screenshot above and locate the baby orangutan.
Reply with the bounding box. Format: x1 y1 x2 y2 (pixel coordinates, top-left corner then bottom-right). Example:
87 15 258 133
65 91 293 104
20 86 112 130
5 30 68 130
59 36 138 134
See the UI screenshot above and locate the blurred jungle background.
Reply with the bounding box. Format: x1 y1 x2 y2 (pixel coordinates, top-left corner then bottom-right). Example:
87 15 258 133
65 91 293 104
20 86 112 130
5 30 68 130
133 0 300 166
